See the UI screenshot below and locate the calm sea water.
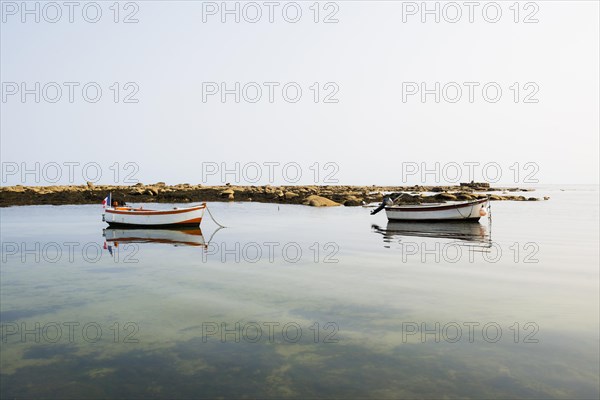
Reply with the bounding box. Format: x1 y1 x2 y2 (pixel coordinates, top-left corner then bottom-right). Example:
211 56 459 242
1 186 598 399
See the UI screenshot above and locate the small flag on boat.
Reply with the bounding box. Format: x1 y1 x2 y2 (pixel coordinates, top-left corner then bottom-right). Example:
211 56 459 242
102 193 111 208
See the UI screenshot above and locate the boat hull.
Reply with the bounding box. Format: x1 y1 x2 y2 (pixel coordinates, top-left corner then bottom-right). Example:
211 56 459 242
103 204 205 227
384 198 488 222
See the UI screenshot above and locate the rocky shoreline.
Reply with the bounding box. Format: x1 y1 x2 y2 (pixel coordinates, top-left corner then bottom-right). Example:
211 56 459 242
0 183 548 208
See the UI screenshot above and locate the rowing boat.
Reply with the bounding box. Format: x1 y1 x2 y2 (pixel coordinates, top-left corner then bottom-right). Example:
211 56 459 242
102 203 206 227
372 197 490 222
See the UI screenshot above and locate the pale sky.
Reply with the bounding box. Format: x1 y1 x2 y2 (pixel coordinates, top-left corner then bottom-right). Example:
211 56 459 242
1 1 599 186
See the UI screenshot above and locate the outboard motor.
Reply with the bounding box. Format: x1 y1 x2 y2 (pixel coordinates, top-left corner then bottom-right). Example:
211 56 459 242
370 196 393 215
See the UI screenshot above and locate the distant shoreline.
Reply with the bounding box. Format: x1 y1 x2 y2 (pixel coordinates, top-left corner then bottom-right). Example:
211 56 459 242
0 183 547 208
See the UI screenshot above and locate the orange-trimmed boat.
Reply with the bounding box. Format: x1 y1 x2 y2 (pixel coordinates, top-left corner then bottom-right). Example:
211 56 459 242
102 203 206 228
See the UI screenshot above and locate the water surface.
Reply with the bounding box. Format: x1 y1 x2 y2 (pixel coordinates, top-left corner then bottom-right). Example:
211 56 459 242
1 186 598 398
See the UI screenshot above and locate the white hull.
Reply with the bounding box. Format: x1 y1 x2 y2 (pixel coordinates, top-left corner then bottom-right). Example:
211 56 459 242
385 199 488 221
103 204 206 227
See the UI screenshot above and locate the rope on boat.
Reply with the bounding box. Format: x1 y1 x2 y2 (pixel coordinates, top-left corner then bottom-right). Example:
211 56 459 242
456 204 473 219
204 204 227 228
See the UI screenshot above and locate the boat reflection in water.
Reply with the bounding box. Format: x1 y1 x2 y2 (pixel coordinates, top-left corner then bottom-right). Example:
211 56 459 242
372 221 492 249
103 227 208 248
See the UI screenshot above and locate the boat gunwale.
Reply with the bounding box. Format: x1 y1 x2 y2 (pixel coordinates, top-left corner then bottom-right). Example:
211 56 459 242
385 198 487 212
105 204 206 216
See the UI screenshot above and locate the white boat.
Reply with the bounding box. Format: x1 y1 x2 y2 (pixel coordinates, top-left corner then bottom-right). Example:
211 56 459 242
102 203 206 227
103 228 206 247
372 197 489 222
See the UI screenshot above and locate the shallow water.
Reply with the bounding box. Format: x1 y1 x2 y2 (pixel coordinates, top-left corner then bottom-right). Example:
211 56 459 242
1 186 598 399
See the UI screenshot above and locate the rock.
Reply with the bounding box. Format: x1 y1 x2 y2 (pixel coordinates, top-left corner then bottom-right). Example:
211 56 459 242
4 186 25 192
0 183 538 207
304 195 340 207
30 187 51 194
389 193 421 204
461 181 490 188
435 193 457 201
220 189 234 198
343 198 362 206
503 195 527 201
489 195 503 200
455 192 475 201
544 196 550 200
528 197 539 201
220 189 235 201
